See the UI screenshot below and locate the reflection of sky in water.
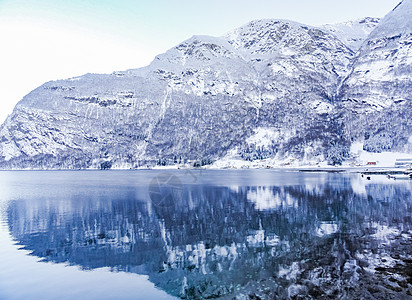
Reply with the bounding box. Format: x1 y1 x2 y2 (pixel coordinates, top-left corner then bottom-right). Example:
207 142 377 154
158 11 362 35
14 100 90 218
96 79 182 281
0 228 173 300
0 173 174 300
0 170 411 299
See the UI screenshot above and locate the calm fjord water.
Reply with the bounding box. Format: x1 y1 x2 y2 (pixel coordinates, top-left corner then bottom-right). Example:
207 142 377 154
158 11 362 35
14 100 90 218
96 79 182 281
0 170 411 299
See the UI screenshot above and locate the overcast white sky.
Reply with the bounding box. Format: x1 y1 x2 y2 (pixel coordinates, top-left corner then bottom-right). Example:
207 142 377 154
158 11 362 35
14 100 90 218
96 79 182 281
0 0 400 124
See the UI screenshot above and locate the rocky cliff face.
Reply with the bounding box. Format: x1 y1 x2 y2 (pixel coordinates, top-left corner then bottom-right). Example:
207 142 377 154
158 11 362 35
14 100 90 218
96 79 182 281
0 1 410 169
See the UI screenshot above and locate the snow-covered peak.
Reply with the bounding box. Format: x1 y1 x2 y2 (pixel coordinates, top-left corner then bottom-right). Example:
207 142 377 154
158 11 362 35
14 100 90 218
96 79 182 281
225 19 317 55
224 18 312 40
150 35 242 70
322 17 380 51
223 18 352 60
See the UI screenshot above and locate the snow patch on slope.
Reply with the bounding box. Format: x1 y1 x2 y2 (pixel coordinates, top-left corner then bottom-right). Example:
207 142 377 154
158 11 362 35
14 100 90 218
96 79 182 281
246 128 279 148
322 17 380 51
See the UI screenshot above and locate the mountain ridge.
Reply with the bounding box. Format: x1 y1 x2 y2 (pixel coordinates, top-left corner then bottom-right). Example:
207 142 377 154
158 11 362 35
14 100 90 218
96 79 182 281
0 2 411 169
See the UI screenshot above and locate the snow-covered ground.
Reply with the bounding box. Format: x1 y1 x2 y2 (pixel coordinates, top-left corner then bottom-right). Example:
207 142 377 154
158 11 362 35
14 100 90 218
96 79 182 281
350 142 412 167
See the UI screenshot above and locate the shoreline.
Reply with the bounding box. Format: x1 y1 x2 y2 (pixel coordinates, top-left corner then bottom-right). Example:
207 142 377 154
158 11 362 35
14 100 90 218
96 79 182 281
0 166 409 174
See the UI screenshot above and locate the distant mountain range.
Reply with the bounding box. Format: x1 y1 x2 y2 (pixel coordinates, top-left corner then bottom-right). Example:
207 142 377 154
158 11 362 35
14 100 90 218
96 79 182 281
0 0 410 169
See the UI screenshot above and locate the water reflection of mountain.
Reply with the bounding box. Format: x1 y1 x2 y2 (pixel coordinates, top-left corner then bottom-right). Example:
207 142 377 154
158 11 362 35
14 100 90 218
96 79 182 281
7 177 412 299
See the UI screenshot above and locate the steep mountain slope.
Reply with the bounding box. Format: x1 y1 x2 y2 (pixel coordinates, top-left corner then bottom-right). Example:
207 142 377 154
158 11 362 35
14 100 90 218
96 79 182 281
339 0 412 153
0 20 354 169
222 20 354 163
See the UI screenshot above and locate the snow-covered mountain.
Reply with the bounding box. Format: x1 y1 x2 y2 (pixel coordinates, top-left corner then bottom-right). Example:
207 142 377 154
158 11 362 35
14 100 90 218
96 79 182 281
0 1 410 169
339 0 412 153
340 0 411 111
